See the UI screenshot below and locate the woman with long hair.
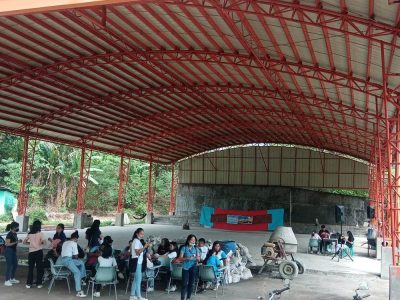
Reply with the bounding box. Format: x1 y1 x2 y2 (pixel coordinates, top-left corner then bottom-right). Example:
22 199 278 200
157 238 170 255
130 228 152 300
4 221 21 287
179 234 200 300
23 220 46 288
85 219 102 252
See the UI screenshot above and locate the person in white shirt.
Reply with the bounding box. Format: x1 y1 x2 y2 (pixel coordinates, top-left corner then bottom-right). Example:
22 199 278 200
130 228 152 300
61 231 87 298
93 244 117 297
197 238 209 262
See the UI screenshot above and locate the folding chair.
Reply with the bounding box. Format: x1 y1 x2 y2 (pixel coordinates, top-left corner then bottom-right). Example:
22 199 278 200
48 258 71 294
167 263 183 294
195 265 226 298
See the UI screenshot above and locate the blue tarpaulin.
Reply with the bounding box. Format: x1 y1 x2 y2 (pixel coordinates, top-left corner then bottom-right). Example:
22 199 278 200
267 208 284 231
200 206 215 227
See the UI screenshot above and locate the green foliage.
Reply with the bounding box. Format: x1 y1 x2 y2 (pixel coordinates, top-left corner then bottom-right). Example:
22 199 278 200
322 189 368 197
27 208 48 221
0 133 173 215
0 213 12 223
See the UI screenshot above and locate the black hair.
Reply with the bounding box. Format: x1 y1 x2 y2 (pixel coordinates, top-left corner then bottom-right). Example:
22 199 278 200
132 228 144 240
101 244 113 259
71 230 79 239
90 220 100 231
29 220 42 234
347 231 355 242
57 223 65 231
6 223 11 231
321 225 326 229
169 242 178 255
198 238 206 244
204 241 222 264
184 234 197 246
9 221 19 231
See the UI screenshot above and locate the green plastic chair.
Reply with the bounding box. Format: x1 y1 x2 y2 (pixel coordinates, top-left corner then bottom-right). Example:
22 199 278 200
195 265 226 298
167 263 183 294
308 239 320 253
87 266 118 300
48 258 71 295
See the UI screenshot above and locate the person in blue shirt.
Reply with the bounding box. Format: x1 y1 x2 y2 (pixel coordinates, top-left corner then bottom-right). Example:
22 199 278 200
211 241 227 265
179 234 200 300
204 241 224 276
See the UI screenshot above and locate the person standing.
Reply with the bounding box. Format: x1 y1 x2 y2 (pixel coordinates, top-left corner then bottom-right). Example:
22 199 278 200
130 228 152 300
61 230 87 298
23 220 46 288
4 221 22 287
85 220 102 253
179 234 200 300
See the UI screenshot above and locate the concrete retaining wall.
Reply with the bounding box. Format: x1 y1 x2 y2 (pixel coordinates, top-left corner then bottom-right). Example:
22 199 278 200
176 184 368 232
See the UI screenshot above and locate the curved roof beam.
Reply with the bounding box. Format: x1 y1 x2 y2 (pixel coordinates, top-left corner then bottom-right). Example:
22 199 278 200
77 86 378 143
115 109 374 152
145 130 370 162
1 49 392 98
195 0 400 49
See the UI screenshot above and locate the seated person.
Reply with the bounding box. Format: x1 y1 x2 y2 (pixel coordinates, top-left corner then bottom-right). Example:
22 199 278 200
198 238 208 262
47 223 66 248
116 240 132 280
164 242 179 292
61 231 87 298
157 238 170 256
309 231 321 253
43 243 63 281
92 244 118 298
318 225 330 253
213 241 227 265
203 241 225 290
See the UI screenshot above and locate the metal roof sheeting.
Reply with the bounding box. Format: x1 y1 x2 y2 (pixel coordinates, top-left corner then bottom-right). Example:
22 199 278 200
0 0 399 163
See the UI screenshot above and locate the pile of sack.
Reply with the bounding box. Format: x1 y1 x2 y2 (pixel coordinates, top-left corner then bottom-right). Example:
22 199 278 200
224 242 254 284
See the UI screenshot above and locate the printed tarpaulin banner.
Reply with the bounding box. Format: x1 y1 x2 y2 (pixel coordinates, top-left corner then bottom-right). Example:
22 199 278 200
205 207 284 231
212 208 271 231
227 215 253 224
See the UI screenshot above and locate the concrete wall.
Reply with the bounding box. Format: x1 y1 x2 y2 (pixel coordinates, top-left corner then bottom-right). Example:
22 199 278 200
176 184 368 228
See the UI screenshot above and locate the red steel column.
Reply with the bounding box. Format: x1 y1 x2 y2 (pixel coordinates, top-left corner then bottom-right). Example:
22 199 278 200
17 135 36 215
382 41 397 265
147 161 153 214
76 147 92 214
169 163 175 215
117 156 130 213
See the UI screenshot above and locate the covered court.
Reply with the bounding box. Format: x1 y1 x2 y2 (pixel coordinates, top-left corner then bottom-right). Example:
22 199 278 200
0 0 400 298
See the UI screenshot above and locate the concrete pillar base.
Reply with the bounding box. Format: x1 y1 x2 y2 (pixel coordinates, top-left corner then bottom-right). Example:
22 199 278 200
73 213 93 229
168 212 175 216
16 215 29 232
145 213 153 224
390 266 400 300
115 213 125 227
377 237 383 259
381 246 393 279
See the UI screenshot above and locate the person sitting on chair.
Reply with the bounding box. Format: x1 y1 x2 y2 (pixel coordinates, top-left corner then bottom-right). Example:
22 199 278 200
345 231 355 256
318 225 330 253
61 230 87 298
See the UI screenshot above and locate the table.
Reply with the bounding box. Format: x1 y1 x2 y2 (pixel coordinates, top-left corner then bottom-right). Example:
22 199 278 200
321 238 338 254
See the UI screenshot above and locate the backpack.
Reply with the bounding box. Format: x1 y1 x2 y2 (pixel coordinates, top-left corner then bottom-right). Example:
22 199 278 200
0 235 5 255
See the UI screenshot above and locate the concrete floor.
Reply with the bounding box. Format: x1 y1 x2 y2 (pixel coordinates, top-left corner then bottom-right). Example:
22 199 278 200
0 224 389 299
